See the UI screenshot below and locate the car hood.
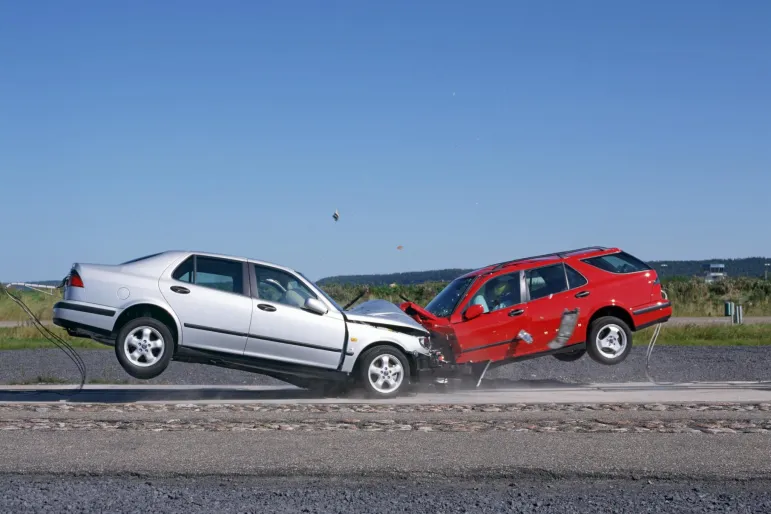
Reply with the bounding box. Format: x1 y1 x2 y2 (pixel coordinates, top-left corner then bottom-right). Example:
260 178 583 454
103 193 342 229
345 299 429 335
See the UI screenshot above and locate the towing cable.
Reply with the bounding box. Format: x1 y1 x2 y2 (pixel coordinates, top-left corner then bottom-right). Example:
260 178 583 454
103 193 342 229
643 289 670 385
1 284 86 397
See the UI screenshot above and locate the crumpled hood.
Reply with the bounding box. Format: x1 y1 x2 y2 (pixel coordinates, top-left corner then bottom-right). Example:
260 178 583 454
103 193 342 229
345 299 430 335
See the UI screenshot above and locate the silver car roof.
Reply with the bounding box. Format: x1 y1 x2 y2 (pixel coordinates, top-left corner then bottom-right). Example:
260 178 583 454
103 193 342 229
144 250 300 275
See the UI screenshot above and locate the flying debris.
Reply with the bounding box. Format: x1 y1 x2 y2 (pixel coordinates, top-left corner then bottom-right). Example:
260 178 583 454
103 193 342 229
332 209 339 222
396 245 404 250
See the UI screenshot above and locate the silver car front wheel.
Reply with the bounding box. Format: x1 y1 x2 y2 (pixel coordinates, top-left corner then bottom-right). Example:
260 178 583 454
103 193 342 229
367 353 404 393
358 345 411 398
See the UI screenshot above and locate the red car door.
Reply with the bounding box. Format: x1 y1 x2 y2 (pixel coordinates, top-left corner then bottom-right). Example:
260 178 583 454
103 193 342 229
449 270 533 364
522 262 584 354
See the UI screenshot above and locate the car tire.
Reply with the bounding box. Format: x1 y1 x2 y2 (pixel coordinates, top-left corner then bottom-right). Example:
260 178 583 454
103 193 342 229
553 348 586 362
586 316 632 365
114 316 174 379
357 345 411 399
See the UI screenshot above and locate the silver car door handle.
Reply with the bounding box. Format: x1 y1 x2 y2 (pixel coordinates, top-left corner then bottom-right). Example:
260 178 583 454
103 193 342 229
257 304 276 312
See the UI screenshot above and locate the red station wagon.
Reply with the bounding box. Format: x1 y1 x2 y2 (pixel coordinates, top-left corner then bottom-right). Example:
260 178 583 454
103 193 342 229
400 246 672 379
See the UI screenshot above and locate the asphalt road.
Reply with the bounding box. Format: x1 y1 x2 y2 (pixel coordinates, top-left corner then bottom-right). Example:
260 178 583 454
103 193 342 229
1 345 769 385
2 321 770 512
1 402 770 512
2 474 770 513
2 474 769 513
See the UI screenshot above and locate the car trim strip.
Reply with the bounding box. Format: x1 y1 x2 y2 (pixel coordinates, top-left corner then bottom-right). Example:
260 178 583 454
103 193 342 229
459 339 514 354
53 301 115 317
635 315 671 331
184 323 247 338
251 333 343 354
632 301 672 316
183 323 342 353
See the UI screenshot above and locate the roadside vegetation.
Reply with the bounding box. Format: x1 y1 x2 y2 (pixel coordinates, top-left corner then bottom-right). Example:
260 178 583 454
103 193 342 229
3 277 771 321
634 323 771 347
2 277 771 349
1 323 770 351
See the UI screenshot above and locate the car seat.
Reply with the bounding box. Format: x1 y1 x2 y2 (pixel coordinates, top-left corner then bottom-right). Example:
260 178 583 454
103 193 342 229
469 292 490 313
283 288 307 308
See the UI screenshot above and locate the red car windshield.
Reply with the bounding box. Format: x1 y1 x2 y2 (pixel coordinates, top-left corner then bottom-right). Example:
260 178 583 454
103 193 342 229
424 275 476 318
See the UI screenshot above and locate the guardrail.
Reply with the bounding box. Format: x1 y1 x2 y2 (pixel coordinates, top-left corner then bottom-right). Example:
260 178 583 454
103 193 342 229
3 283 59 296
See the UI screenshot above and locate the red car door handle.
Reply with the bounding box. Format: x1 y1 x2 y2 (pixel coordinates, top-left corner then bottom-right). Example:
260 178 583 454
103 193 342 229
575 291 590 298
508 309 524 317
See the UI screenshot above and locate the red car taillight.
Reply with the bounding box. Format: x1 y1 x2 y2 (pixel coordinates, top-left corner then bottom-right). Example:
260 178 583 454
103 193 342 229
69 272 84 288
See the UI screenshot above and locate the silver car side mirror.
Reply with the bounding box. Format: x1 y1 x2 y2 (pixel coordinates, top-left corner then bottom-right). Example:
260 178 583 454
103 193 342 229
304 297 328 315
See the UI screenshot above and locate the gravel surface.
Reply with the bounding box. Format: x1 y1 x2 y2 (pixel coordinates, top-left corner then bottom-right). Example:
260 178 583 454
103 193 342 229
1 346 770 385
2 475 770 513
2 416 769 433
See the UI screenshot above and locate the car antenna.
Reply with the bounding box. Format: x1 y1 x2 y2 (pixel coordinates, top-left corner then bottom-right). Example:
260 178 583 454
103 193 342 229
342 286 370 310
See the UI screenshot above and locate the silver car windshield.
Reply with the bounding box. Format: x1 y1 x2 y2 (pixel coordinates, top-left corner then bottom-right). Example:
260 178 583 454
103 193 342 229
298 272 345 312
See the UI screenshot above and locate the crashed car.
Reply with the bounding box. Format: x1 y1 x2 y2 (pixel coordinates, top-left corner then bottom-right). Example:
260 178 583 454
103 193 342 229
52 251 431 398
400 246 672 381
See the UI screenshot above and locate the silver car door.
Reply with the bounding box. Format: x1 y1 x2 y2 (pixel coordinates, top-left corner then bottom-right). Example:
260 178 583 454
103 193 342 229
244 263 346 369
159 254 253 355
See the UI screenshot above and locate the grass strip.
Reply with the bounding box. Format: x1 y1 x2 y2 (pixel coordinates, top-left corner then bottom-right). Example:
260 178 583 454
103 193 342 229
1 324 770 350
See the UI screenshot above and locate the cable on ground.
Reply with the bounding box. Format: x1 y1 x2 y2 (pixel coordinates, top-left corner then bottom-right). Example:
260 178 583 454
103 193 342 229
1 284 87 397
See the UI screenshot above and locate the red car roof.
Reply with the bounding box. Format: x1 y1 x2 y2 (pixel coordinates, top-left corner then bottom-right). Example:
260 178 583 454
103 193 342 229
459 246 620 279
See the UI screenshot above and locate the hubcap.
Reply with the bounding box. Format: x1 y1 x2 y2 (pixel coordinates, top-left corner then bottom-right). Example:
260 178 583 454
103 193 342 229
124 326 164 367
596 324 627 358
367 353 404 393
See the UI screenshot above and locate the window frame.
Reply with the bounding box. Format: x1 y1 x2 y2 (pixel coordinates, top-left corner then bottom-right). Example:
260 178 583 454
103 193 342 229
580 251 652 275
170 254 250 297
564 263 589 289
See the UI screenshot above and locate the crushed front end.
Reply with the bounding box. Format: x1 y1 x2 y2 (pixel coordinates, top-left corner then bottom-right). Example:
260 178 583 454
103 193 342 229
399 300 463 382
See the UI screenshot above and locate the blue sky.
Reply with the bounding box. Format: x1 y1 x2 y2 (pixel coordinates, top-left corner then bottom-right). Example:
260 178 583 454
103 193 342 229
1 0 769 282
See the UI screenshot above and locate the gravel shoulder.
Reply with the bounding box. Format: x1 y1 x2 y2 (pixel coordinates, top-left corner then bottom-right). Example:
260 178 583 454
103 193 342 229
2 474 770 514
1 345 769 385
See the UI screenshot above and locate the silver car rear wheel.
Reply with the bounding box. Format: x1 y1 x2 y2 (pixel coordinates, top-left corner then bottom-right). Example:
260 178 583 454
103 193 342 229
115 316 174 379
123 326 165 367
